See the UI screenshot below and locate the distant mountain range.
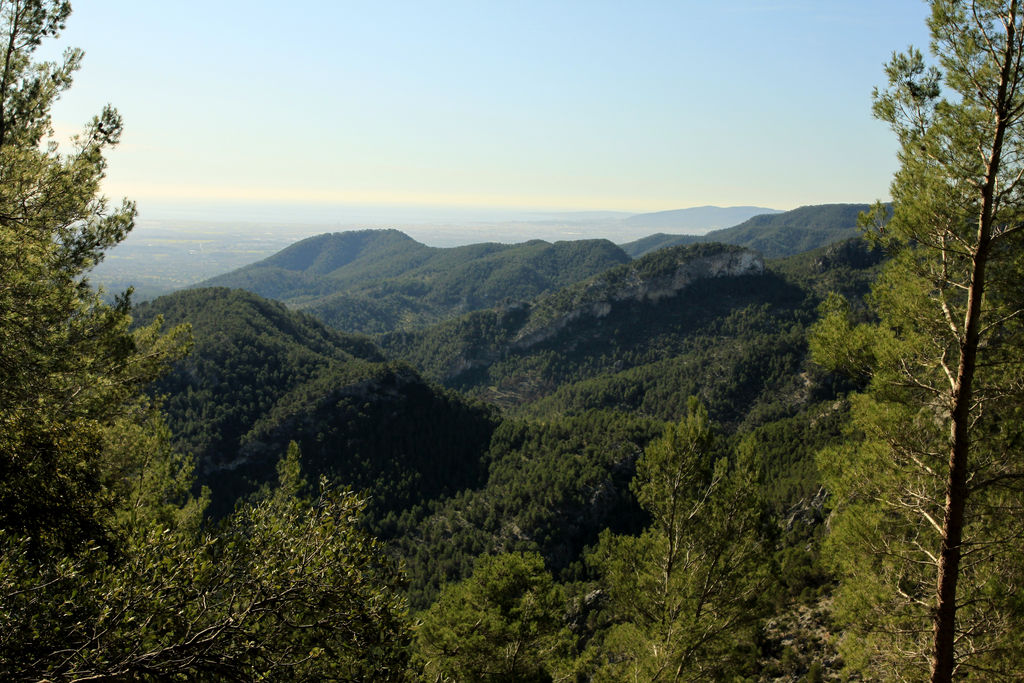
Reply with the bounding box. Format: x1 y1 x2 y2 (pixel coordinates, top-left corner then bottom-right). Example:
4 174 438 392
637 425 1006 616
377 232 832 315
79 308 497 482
620 203 872 258
196 204 871 335
198 231 631 334
92 204 875 301
619 205 782 233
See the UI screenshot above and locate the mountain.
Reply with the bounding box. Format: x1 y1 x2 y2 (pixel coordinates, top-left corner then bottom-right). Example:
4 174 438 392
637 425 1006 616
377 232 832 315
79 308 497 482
197 230 431 300
135 236 889 644
620 203 872 258
621 205 781 233
135 287 497 518
382 243 773 413
378 237 886 605
198 229 631 334
382 238 884 419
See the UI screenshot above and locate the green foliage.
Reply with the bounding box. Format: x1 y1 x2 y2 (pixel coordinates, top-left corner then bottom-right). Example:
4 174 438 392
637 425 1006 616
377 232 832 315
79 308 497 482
1 444 411 681
394 410 662 608
807 293 880 381
0 0 191 553
812 3 1024 678
582 400 774 681
103 405 208 534
414 551 571 682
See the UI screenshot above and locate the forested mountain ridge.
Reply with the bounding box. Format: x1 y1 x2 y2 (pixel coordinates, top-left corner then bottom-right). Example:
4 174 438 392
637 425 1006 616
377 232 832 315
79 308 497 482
192 204 873 341
620 203 872 258
513 237 883 427
382 243 764 389
199 229 631 334
199 230 433 300
370 238 879 612
136 287 498 518
372 238 885 613
134 288 383 467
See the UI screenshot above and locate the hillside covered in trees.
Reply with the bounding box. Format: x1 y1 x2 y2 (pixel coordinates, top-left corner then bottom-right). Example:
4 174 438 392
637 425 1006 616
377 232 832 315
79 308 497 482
5 1 1024 682
199 230 632 334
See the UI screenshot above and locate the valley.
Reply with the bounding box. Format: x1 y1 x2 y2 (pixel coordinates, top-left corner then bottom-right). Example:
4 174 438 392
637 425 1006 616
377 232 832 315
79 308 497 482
126 203 881 677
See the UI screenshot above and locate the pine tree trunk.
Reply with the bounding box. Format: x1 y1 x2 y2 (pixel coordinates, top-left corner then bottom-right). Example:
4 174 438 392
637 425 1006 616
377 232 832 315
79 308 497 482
928 12 1018 673
930 241 989 682
930 125 1001 683
930 414 970 683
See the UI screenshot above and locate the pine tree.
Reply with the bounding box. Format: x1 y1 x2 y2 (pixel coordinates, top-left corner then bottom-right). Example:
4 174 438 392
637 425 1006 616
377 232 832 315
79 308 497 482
0 4 413 678
813 2 1024 678
585 399 771 681
0 0 189 552
414 551 571 682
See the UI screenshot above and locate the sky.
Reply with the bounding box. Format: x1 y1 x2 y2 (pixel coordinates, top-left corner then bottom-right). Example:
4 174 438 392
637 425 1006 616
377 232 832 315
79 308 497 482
43 1 933 224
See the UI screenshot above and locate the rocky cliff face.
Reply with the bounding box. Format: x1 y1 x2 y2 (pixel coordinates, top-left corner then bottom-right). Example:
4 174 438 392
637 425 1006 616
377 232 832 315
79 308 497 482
511 246 765 350
441 244 765 382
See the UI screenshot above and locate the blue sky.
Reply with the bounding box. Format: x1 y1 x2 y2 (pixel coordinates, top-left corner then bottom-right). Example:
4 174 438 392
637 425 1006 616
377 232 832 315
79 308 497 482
45 1 932 221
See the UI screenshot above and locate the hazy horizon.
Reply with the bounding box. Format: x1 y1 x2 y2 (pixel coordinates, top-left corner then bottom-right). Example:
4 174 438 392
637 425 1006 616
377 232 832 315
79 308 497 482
131 199 783 229
44 2 927 220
